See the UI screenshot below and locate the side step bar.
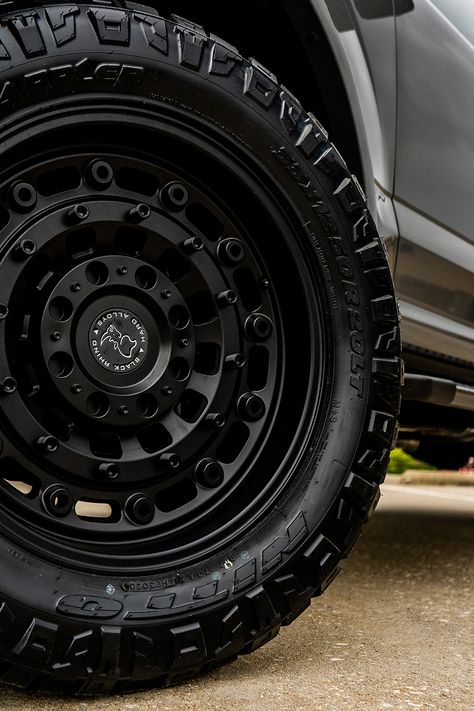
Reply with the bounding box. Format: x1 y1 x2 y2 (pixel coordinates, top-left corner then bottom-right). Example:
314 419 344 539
403 374 474 411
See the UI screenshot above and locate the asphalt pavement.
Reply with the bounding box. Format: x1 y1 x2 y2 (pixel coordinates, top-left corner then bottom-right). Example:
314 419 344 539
1 482 473 711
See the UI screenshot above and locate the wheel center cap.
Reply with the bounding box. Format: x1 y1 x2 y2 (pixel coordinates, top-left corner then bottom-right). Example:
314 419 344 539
89 308 149 374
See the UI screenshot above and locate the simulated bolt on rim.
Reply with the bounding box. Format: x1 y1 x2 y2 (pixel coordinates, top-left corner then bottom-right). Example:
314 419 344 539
0 110 325 573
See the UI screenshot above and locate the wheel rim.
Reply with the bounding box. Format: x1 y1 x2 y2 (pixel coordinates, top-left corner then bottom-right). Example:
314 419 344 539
0 102 328 573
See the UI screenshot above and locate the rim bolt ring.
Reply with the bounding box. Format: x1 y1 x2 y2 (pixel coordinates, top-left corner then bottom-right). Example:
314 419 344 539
67 204 89 224
86 160 114 190
43 486 74 517
9 182 37 213
195 459 224 488
217 290 238 308
0 377 17 395
205 412 226 429
98 462 120 480
238 392 266 422
217 238 245 266
14 239 37 260
245 313 273 341
36 435 59 454
160 453 181 469
225 353 246 370
0 304 8 320
160 182 189 211
182 236 204 254
125 494 155 525
128 203 151 223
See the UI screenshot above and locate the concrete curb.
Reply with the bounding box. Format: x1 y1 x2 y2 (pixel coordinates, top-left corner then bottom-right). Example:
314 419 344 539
387 471 474 486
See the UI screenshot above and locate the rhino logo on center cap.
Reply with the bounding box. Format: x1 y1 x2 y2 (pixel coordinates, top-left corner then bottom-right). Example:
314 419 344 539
100 324 138 359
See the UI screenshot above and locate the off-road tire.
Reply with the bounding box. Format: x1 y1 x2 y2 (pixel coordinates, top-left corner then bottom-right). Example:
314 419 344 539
0 2 401 695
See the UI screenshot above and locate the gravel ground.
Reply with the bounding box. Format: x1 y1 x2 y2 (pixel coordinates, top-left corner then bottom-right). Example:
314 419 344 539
1 483 473 711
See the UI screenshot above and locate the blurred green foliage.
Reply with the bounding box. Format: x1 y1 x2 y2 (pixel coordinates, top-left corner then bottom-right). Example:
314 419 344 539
388 447 437 474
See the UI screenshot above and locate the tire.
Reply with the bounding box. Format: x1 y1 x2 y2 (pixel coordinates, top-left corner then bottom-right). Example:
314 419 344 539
0 3 401 695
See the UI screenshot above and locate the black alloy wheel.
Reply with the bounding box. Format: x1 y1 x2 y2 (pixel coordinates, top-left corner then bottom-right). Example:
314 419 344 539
0 3 401 695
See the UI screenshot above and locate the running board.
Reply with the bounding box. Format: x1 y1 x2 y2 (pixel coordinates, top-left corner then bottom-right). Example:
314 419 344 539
403 374 474 411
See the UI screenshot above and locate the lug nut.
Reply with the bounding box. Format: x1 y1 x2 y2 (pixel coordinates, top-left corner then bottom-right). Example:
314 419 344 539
43 485 74 517
182 236 204 254
14 239 37 261
159 453 181 469
9 182 37 213
128 203 151 223
0 377 17 395
125 494 155 525
245 313 273 342
195 459 224 488
216 290 238 308
161 289 172 300
71 383 82 394
117 265 128 276
205 412 226 429
238 392 266 422
162 385 173 396
160 182 189 211
178 338 190 349
118 405 129 416
50 331 62 342
70 282 81 293
86 160 114 190
98 462 120 480
217 238 245 266
36 435 59 454
67 204 89 224
260 277 271 290
0 304 9 320
225 353 246 370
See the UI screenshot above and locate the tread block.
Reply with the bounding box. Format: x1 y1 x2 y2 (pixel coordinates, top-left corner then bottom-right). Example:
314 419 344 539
372 357 401 381
176 25 206 69
52 630 94 674
209 40 241 76
215 605 244 659
244 66 278 108
368 409 396 445
366 265 392 288
45 6 79 47
233 558 257 593
262 512 307 573
272 574 311 624
170 622 207 669
88 8 130 46
357 240 385 265
12 618 58 670
343 471 378 513
134 13 168 54
372 295 399 324
374 326 400 353
0 38 10 59
334 176 365 213
303 534 340 585
7 12 45 57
